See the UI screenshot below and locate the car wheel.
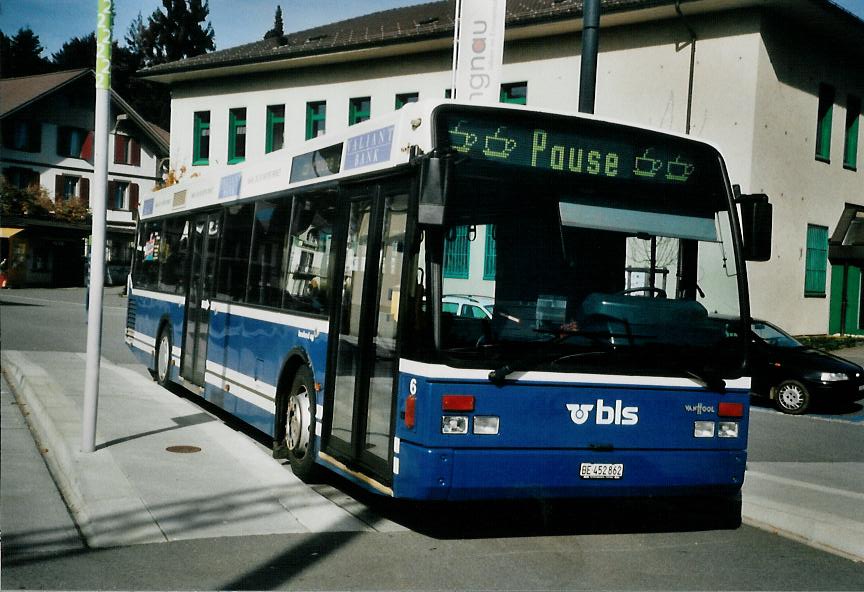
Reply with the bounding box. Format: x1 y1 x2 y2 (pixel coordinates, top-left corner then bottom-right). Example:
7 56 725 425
284 367 319 481
155 326 172 387
775 380 811 415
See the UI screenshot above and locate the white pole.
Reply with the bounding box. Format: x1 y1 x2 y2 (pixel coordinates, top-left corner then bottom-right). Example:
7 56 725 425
82 0 112 453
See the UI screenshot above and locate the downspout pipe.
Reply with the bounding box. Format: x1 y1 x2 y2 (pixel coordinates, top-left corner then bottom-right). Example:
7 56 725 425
675 0 697 135
579 0 601 114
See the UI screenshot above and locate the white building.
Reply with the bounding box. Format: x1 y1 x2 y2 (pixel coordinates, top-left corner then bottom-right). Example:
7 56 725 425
140 0 863 335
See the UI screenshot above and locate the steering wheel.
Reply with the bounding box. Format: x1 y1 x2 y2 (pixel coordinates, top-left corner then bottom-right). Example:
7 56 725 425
618 286 667 298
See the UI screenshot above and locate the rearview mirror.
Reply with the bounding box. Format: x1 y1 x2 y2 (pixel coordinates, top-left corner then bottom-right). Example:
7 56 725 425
737 192 773 262
418 155 452 226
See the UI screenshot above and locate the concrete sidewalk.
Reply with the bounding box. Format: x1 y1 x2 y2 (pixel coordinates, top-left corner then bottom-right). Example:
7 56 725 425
1 350 398 549
2 349 862 561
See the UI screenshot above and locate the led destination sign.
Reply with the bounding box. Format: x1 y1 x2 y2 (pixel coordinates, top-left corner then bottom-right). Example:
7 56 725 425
441 113 706 186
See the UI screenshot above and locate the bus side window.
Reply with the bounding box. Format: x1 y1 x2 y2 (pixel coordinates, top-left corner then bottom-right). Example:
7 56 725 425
133 220 162 291
283 193 336 314
215 204 255 302
159 218 189 295
248 196 292 308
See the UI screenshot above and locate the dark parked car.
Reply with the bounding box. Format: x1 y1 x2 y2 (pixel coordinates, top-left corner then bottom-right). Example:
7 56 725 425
749 319 864 414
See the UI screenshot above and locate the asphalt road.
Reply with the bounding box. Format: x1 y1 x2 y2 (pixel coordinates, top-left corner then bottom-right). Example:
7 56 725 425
2 287 863 590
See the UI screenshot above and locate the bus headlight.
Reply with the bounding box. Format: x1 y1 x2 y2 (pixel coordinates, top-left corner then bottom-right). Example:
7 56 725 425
473 416 500 435
717 421 739 438
442 416 468 434
694 421 715 438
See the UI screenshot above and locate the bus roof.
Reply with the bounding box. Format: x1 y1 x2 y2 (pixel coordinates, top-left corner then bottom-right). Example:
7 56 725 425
138 99 726 221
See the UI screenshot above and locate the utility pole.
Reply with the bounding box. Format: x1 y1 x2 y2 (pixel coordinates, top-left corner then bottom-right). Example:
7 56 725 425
578 0 601 114
82 0 112 453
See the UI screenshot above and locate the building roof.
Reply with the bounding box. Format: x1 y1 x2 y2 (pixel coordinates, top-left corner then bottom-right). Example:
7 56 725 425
139 0 864 82
0 68 91 118
1 68 169 155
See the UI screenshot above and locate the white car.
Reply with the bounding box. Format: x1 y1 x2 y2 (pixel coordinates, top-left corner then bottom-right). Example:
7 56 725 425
442 295 494 319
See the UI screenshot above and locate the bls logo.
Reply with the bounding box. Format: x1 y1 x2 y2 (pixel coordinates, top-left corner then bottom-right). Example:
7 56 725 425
566 399 639 426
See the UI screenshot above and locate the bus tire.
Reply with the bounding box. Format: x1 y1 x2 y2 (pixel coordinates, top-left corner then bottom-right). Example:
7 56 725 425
283 366 319 481
155 325 173 387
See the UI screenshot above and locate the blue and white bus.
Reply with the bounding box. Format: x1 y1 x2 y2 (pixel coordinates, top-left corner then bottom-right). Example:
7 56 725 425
127 100 770 506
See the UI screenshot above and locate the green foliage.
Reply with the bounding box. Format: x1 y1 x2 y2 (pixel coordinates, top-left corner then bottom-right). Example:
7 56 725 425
0 180 90 224
797 334 864 351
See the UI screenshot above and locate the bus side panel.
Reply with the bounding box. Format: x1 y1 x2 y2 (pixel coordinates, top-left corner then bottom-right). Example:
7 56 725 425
125 291 185 378
205 307 329 437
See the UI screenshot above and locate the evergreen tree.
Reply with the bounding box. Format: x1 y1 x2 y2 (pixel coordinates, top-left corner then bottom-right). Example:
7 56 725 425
51 33 97 70
264 5 284 40
145 0 216 64
0 28 51 77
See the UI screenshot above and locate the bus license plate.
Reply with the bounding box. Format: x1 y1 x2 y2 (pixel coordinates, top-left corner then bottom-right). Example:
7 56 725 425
580 463 624 479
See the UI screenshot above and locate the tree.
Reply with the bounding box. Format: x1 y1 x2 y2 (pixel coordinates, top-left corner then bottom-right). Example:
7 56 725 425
51 33 97 70
144 0 216 64
0 27 52 78
264 5 284 40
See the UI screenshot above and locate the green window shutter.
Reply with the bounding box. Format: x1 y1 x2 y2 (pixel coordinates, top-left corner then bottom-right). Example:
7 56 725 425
815 84 834 162
228 108 247 164
306 101 326 140
844 95 860 171
805 224 829 297
444 226 470 279
193 111 210 165
395 92 419 110
348 97 371 126
266 105 285 153
500 82 527 105
483 225 496 280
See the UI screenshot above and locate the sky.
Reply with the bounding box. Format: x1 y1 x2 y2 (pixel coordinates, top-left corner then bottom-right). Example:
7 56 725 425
2 0 863 57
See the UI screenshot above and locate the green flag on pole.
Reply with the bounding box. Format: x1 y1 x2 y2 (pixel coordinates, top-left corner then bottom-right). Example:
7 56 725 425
96 0 113 89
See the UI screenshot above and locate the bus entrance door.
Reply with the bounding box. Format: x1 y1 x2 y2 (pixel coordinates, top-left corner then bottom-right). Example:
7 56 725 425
181 212 220 387
326 186 408 483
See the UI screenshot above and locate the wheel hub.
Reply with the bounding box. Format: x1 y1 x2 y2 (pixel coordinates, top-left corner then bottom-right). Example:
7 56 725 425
287 386 311 458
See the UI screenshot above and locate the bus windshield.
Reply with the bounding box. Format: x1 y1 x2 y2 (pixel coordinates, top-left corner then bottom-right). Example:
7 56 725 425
415 106 746 379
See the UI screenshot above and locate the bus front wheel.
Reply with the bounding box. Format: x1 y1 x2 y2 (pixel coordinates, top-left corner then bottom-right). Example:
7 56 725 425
284 366 318 481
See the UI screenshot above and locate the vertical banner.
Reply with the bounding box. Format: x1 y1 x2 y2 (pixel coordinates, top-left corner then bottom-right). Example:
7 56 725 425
453 0 506 104
96 0 113 89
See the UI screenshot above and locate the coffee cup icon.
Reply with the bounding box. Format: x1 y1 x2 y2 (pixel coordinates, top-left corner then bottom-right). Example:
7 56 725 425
666 156 695 182
483 127 517 159
449 122 478 153
634 149 663 178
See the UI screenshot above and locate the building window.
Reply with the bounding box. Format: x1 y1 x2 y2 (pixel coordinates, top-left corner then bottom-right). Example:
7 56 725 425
2 120 41 152
193 111 210 165
306 101 326 140
111 181 129 210
483 225 496 280
54 174 89 204
3 167 40 189
349 96 371 126
805 224 829 297
444 225 470 279
228 108 247 164
500 82 528 105
57 126 92 159
815 84 834 162
266 104 285 153
113 135 141 166
395 92 419 110
844 95 860 171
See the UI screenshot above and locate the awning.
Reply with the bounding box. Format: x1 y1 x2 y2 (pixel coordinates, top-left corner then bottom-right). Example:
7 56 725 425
0 227 24 239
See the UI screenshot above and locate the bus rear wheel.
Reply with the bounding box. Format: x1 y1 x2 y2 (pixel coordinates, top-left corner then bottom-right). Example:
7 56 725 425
284 367 318 481
155 326 172 387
